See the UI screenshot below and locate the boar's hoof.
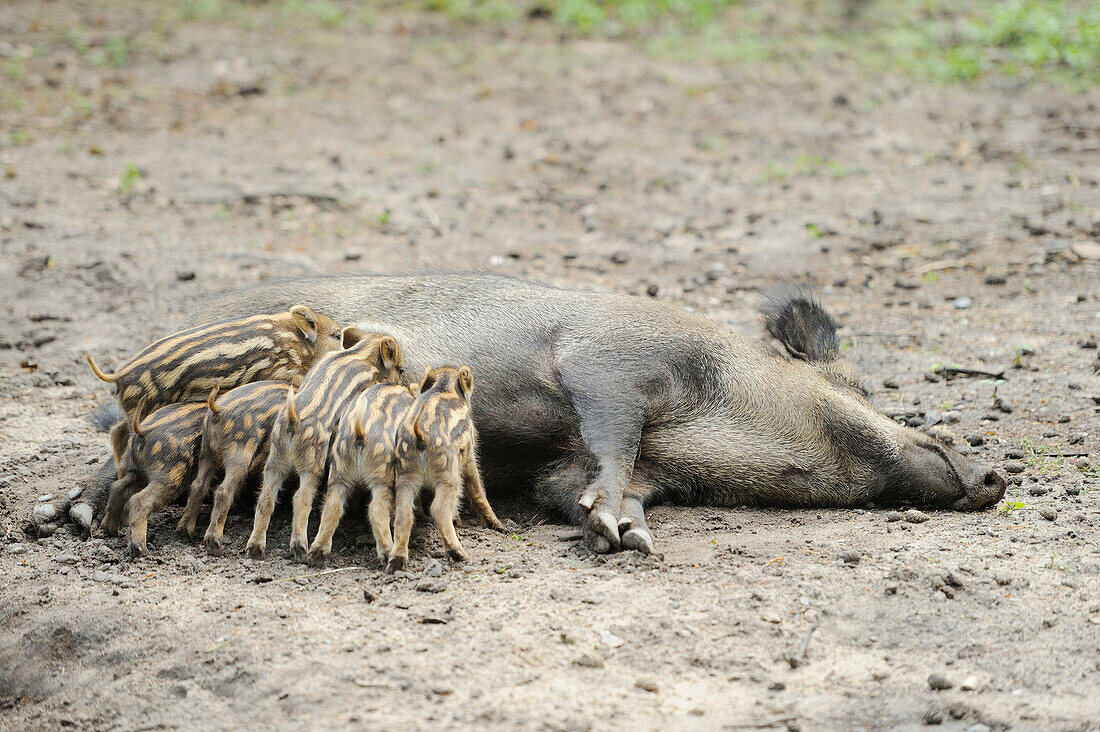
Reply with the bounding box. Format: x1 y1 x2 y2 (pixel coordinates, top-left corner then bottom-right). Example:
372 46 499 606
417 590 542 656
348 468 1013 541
620 527 656 555
70 503 94 534
126 541 147 559
203 535 224 557
385 556 406 574
583 511 621 554
246 541 265 560
306 549 327 569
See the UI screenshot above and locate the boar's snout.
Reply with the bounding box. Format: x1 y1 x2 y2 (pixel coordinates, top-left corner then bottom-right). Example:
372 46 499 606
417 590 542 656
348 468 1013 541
892 440 1006 511
951 463 1007 511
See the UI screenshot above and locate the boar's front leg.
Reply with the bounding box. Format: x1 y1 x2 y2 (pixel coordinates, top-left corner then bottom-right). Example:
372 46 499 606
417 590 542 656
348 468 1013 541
558 368 647 554
617 467 665 556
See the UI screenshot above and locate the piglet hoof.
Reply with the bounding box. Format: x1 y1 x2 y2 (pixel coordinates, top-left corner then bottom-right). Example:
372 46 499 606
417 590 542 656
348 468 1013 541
620 527 656 555
126 541 147 559
176 523 197 541
246 541 265 560
385 556 406 575
288 542 308 564
306 549 327 569
203 536 224 557
447 547 468 563
486 518 506 532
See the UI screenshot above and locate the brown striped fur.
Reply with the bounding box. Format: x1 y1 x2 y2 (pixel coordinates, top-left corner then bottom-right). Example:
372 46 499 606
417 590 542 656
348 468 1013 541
176 381 292 555
85 305 344 423
246 334 406 560
385 366 503 573
99 402 207 557
305 382 420 568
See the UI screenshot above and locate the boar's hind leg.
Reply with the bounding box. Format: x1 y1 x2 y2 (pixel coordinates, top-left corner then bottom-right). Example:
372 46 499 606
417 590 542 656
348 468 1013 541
203 461 249 557
306 480 351 569
177 453 216 540
101 472 140 537
126 480 184 558
558 370 647 554
246 450 291 560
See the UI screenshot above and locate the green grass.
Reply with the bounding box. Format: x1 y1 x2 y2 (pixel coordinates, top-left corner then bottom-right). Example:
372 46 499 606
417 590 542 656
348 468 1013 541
418 0 1100 85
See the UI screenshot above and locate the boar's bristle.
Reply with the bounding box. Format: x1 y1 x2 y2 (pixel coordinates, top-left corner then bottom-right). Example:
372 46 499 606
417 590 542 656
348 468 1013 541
761 283 840 362
89 400 124 433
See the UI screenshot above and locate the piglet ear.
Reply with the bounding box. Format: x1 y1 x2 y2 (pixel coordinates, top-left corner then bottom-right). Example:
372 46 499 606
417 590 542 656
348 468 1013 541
376 336 401 371
341 326 366 349
457 366 474 399
417 367 435 394
289 305 319 343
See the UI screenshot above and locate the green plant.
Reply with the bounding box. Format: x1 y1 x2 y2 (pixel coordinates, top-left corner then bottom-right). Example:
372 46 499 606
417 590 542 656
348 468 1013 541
999 498 1027 515
118 162 143 196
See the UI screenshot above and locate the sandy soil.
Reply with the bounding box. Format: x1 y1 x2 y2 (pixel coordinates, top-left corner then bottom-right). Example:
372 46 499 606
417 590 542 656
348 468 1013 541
1 3 1098 730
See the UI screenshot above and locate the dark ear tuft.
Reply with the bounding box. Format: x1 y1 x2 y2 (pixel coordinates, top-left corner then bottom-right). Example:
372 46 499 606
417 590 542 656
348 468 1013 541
761 283 841 362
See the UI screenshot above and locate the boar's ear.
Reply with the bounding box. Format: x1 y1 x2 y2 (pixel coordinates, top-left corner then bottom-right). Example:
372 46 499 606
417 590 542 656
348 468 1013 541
761 284 840 363
289 305 319 343
457 366 474 398
375 337 401 371
341 326 366 349
418 367 436 394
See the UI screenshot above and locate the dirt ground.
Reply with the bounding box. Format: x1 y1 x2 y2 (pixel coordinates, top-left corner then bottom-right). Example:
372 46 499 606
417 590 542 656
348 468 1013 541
1 2 1099 730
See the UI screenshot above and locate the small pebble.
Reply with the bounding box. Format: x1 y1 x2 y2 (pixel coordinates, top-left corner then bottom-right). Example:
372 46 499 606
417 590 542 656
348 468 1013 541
883 378 899 389
904 509 930 524
1038 507 1056 521
573 654 603 669
928 673 953 690
952 296 972 309
635 678 659 693
8 544 27 555
885 511 905 522
964 434 985 447
1004 461 1025 474
840 549 861 565
1028 485 1050 496
176 270 196 281
959 676 978 691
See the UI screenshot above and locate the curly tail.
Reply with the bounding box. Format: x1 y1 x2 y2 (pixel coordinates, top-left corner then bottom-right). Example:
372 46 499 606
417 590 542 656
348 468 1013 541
207 385 222 415
410 401 429 450
131 397 148 437
285 387 299 428
85 353 118 383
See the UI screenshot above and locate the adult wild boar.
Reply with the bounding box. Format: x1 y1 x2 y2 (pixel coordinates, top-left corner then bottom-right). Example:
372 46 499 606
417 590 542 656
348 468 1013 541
168 273 1004 554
